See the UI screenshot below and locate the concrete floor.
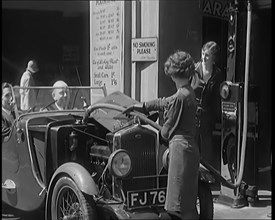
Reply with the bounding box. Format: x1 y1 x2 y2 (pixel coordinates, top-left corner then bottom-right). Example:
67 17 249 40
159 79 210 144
213 190 272 219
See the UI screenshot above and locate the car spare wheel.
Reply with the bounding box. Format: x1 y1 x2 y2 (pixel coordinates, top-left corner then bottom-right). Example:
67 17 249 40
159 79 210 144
50 176 97 220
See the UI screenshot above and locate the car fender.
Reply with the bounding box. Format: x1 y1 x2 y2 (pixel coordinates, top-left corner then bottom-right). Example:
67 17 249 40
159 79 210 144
47 162 98 195
45 162 98 219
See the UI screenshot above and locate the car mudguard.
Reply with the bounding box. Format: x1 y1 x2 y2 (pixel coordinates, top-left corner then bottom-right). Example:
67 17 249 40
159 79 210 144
47 162 98 195
45 162 98 219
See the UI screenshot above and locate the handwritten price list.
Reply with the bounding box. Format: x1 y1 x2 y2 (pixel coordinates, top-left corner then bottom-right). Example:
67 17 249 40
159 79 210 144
91 1 122 93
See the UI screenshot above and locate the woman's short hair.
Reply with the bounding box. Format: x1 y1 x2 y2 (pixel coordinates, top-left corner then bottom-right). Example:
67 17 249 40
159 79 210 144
202 41 220 62
164 50 195 79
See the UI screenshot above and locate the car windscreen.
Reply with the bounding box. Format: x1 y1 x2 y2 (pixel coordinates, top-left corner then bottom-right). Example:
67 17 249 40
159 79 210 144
12 86 106 113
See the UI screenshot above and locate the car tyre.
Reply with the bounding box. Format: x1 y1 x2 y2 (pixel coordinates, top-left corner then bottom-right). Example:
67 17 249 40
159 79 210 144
50 176 97 220
198 180 213 220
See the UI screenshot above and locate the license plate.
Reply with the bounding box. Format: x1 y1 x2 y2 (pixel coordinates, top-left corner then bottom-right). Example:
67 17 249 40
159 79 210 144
127 188 166 209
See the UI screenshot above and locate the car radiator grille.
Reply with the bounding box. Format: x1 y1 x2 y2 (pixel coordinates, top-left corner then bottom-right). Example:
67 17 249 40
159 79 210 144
118 125 157 193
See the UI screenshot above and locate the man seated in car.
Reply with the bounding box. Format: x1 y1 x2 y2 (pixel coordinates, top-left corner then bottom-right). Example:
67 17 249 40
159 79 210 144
43 80 71 111
2 82 15 141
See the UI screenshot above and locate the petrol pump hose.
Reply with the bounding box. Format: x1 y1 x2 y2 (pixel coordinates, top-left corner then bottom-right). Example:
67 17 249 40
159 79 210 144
235 0 251 188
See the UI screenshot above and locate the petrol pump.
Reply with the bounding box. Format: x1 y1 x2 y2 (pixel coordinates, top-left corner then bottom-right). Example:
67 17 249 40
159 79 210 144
217 0 259 208
219 81 258 207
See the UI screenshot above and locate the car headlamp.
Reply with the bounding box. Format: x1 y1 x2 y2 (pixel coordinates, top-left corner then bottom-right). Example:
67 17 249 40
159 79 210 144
108 149 132 178
162 148 170 170
220 81 231 100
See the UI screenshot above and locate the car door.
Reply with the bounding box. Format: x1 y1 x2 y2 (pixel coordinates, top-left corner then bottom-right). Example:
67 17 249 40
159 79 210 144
2 119 46 211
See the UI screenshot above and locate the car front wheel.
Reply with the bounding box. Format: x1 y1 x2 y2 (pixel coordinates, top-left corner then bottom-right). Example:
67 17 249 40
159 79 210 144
198 180 213 220
50 176 97 220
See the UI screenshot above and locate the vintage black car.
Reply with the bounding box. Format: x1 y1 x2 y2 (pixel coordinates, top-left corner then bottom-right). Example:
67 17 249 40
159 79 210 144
2 85 214 219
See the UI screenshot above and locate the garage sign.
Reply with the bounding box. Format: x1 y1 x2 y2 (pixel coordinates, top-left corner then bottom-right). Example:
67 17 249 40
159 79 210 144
203 0 230 20
132 37 158 62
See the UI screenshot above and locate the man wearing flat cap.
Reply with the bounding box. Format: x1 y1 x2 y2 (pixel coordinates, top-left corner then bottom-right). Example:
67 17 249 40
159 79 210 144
19 59 39 110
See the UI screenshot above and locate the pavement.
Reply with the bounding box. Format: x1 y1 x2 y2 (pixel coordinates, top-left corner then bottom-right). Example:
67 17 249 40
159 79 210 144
2 190 272 220
213 190 272 219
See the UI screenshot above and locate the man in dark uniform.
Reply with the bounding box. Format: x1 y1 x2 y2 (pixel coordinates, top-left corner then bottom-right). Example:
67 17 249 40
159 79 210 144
2 82 15 141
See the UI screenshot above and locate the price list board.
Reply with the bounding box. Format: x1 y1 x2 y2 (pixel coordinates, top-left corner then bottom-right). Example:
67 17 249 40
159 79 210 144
90 1 124 98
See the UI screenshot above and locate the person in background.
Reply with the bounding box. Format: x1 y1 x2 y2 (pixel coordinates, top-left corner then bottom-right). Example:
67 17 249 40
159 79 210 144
124 51 200 219
19 59 39 110
191 41 224 153
2 82 15 140
45 80 70 110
